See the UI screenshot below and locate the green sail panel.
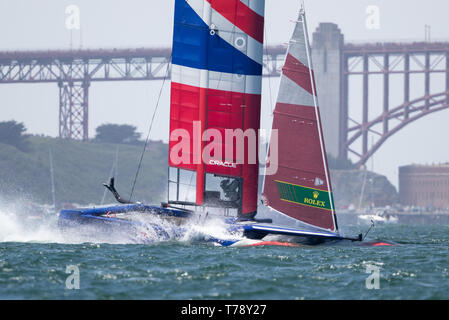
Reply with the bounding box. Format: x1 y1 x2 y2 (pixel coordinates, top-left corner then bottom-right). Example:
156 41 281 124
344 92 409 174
275 180 334 211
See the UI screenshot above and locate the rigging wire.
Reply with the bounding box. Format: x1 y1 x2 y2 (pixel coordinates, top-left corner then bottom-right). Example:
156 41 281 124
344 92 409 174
129 54 172 202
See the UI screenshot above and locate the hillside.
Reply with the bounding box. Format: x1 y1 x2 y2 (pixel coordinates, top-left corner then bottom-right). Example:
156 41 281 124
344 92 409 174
331 169 398 209
0 135 168 206
0 135 398 210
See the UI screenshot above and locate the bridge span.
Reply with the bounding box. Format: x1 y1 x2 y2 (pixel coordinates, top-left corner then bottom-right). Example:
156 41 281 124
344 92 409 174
1 23 448 167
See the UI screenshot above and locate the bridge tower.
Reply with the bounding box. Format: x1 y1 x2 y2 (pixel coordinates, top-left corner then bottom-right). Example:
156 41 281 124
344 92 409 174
58 79 90 141
312 23 345 160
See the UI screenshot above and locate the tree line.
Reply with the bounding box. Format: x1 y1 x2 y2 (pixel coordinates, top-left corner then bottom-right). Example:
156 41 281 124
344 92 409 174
0 121 144 149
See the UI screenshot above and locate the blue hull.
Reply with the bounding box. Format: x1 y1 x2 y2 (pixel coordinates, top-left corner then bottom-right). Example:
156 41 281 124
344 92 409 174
58 204 354 246
58 204 190 243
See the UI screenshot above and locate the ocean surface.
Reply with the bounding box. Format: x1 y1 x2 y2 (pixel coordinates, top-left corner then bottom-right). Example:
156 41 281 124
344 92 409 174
0 207 448 300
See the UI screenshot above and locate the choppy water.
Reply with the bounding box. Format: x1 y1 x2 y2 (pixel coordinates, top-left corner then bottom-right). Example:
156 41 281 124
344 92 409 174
0 207 448 300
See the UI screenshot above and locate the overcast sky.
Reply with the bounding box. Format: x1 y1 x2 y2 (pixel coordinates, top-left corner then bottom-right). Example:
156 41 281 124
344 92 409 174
1 0 449 188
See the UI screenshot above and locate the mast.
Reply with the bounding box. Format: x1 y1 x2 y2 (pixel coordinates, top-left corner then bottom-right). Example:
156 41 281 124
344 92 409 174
49 149 56 211
195 1 212 206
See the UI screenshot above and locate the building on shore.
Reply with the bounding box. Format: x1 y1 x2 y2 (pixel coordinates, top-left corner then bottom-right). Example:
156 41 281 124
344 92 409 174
399 164 449 209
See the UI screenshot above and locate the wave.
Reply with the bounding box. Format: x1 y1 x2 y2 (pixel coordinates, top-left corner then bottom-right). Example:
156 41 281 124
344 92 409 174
0 201 242 245
0 204 64 243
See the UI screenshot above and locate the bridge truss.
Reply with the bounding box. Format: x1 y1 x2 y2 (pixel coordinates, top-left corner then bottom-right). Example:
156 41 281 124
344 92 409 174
341 42 449 167
0 47 285 140
1 42 449 167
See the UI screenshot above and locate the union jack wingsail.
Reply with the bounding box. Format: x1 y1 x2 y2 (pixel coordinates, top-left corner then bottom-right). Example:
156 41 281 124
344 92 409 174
168 0 265 217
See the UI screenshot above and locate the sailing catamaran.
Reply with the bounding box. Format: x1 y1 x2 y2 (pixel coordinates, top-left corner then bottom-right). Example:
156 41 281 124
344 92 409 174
58 0 362 246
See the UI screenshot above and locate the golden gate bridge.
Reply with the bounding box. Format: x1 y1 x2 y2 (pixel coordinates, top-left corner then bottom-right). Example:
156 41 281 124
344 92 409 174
1 23 448 167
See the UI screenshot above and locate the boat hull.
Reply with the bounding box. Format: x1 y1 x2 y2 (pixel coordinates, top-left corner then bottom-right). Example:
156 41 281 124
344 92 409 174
58 204 355 246
58 204 190 243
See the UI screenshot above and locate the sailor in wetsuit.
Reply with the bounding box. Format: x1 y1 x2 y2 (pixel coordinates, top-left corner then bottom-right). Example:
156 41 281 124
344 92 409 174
220 178 240 202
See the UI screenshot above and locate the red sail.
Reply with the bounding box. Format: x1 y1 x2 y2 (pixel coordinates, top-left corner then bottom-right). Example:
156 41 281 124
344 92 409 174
262 9 338 232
